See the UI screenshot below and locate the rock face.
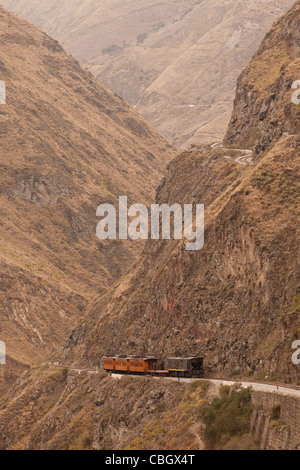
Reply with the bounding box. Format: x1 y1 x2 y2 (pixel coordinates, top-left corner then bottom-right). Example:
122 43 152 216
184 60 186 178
225 1 300 154
1 0 295 146
0 5 175 388
0 261 86 393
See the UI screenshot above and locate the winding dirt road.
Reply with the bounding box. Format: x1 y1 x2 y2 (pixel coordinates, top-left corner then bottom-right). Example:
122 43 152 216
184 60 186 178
211 142 254 166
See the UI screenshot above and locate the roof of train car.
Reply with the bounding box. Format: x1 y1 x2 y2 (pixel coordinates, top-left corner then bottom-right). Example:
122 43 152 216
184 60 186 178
129 356 158 360
103 355 158 360
168 357 203 360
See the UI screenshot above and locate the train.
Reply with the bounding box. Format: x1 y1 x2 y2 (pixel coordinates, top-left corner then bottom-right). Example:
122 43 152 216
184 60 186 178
103 355 204 378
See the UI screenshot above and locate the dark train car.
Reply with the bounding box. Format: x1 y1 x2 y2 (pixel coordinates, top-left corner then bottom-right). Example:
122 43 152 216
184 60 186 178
167 357 204 378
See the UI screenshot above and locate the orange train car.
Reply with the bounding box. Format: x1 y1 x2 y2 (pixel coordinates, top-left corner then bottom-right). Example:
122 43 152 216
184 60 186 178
103 355 204 378
102 356 115 371
103 355 129 372
103 356 158 374
115 356 130 372
129 356 158 373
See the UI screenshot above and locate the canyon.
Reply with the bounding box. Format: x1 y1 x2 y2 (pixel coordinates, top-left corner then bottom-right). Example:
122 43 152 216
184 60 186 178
0 1 299 450
1 0 295 146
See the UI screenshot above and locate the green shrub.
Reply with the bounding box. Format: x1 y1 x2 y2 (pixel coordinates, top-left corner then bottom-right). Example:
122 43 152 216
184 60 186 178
219 385 231 398
271 404 281 420
156 403 166 413
229 370 240 378
189 380 209 394
201 388 253 448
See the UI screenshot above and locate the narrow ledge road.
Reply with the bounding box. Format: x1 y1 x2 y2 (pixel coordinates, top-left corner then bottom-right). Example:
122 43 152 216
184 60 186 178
210 142 254 165
42 361 300 398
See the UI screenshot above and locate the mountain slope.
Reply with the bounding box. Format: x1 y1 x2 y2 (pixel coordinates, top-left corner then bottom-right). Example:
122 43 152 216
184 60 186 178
0 1 299 451
62 1 300 383
225 2 300 153
0 5 175 388
1 0 295 146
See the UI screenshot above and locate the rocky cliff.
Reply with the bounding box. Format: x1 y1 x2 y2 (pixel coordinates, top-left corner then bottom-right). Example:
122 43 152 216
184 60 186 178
225 1 300 154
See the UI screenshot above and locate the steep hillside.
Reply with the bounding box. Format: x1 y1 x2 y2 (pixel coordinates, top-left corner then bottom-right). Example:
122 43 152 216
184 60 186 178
1 0 295 146
0 366 258 450
0 6 175 388
62 1 300 383
225 1 300 153
0 2 299 451
65 137 300 382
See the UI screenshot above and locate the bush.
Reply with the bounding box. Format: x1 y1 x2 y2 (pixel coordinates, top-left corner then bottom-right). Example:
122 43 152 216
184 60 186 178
271 404 281 420
82 435 93 449
201 388 253 448
156 403 166 413
189 380 209 394
219 385 231 398
229 370 240 378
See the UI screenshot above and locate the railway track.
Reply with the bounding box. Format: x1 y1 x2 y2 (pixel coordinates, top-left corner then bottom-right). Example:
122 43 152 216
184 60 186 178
43 362 300 398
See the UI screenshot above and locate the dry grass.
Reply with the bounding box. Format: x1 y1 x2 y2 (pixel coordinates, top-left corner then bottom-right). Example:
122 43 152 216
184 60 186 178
126 381 209 450
0 5 175 376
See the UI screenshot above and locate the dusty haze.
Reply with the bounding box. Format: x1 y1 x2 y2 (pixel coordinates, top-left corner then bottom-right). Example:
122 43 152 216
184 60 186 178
1 0 295 146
